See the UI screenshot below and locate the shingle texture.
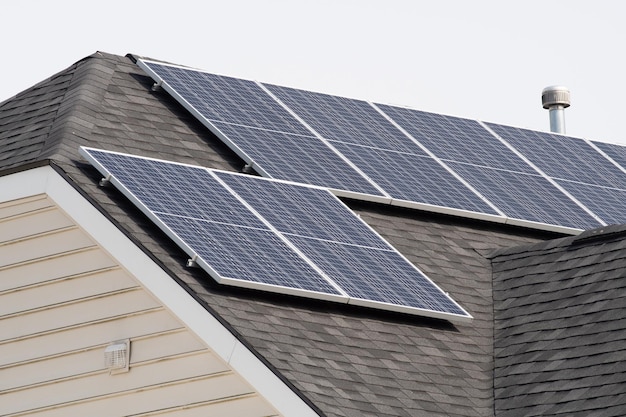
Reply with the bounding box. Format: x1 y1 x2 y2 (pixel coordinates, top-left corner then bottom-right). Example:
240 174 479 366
2 51 612 417
491 225 626 417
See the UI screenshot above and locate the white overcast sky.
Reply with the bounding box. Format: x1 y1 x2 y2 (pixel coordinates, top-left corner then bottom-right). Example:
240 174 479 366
2 1 625 144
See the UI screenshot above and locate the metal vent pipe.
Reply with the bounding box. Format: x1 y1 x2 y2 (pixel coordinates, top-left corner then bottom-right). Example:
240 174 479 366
542 86 570 134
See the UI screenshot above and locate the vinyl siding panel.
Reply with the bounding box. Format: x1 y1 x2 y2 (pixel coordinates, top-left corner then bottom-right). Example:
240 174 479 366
0 288 160 342
0 195 51 220
0 227 95 267
2 352 233 415
0 330 206 391
0 197 281 417
0 309 183 367
0 206 73 243
0 268 137 316
0 247 116 292
17 377 277 417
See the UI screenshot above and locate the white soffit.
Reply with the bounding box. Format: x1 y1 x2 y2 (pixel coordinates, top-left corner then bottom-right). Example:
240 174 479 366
0 166 320 417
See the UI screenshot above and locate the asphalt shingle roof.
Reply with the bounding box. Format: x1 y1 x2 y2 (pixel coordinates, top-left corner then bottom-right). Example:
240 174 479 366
3 51 622 416
491 225 626 417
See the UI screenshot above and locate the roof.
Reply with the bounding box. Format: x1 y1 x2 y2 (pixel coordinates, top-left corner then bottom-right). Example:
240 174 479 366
491 225 626 417
1 51 622 416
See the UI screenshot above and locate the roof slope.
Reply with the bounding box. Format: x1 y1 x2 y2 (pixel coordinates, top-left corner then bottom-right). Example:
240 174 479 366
0 59 75 168
491 225 626 417
0 52 557 416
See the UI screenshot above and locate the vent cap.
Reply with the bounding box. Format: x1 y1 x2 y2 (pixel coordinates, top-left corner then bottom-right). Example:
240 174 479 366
104 339 130 374
542 86 571 109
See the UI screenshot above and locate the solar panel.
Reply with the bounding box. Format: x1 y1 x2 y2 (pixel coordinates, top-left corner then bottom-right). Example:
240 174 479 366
446 162 602 230
376 105 536 173
590 140 626 174
159 215 341 293
216 170 470 318
81 148 342 298
136 58 610 233
84 148 265 227
264 84 424 154
554 180 626 226
330 142 499 215
262 84 503 218
211 121 384 196
487 123 626 189
142 61 310 135
138 59 386 201
81 147 472 322
287 235 468 316
215 171 389 248
372 105 605 230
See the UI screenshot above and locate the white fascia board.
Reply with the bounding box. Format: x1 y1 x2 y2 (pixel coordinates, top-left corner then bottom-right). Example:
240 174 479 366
0 165 320 417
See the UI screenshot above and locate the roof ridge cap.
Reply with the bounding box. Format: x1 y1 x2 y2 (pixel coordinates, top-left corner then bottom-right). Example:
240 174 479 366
36 52 119 161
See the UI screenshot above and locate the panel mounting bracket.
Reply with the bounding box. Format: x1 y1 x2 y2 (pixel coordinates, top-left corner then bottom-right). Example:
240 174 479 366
241 163 254 174
151 81 163 92
186 255 198 268
99 175 112 187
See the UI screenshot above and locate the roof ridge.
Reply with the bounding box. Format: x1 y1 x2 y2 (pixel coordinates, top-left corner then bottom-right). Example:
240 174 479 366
36 52 118 162
0 52 125 170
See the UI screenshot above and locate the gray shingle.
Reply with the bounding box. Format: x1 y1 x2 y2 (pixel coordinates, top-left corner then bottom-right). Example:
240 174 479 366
492 227 626 416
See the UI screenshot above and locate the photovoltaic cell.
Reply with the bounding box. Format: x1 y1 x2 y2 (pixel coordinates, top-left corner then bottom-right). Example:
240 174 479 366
487 123 626 189
330 141 499 214
446 162 602 230
216 170 469 317
288 236 467 316
82 149 264 227
591 140 626 173
141 60 384 198
376 104 536 173
264 84 424 154
554 180 626 226
158 214 340 293
143 61 310 135
81 147 472 322
212 121 383 196
81 148 341 297
138 59 607 232
216 171 389 249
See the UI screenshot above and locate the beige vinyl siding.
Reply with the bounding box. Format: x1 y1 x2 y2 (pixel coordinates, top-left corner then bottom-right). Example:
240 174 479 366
0 196 279 416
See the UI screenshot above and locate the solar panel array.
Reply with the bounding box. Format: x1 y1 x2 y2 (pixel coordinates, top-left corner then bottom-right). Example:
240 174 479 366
81 147 472 322
376 106 600 230
140 61 384 199
138 59 626 233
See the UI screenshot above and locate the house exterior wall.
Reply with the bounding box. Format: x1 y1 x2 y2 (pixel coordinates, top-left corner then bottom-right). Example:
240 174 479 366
0 193 279 416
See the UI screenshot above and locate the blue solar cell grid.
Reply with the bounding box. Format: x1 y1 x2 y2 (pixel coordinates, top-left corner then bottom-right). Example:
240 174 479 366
289 236 467 315
487 123 626 189
331 142 499 215
591 140 626 174
142 60 385 198
82 149 265 228
81 148 342 297
554 180 626 226
139 60 626 231
212 121 384 196
265 84 425 154
158 214 341 293
216 170 469 317
447 162 601 230
216 171 389 249
144 61 310 136
377 104 535 173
